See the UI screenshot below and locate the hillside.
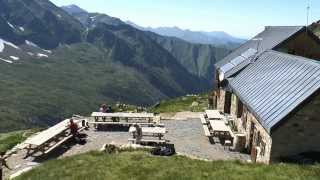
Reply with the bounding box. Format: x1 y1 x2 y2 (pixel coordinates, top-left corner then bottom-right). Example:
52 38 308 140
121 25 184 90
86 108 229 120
145 33 230 81
63 4 231 81
15 151 320 180
0 1 232 132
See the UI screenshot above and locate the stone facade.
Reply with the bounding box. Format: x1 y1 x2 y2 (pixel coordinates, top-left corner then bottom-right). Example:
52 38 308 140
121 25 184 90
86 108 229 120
213 28 320 164
230 99 272 164
275 31 320 60
218 91 320 164
230 94 237 118
217 89 226 113
271 92 320 162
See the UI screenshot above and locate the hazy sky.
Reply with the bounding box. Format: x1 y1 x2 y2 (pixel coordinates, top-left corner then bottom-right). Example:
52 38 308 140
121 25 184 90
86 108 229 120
51 0 320 38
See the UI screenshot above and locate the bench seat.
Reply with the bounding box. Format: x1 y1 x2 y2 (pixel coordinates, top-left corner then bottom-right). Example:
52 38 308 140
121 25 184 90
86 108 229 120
202 125 211 137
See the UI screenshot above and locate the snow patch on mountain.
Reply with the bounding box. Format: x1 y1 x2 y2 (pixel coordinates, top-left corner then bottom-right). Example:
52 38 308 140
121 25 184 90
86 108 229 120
42 49 52 54
10 56 20 60
0 57 13 63
27 52 34 56
37 53 48 58
7 22 15 29
90 15 99 20
25 40 39 48
0 39 20 53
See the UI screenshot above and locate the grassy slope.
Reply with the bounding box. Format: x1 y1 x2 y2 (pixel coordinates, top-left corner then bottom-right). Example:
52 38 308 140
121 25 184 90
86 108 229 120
150 93 209 113
0 43 169 132
0 129 39 154
16 151 320 180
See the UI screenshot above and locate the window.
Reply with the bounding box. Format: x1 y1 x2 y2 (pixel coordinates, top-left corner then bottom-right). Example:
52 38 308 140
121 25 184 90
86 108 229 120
260 141 266 156
242 108 248 130
256 132 262 146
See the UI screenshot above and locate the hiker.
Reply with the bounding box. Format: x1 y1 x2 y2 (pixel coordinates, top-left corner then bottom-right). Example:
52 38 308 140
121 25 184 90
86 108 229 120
133 124 142 144
99 104 107 113
99 104 108 121
69 119 79 140
106 106 112 113
0 152 11 180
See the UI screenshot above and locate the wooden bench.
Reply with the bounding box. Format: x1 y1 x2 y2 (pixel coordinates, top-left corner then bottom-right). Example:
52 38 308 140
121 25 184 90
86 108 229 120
128 138 168 144
200 116 208 125
21 118 87 156
88 121 155 126
43 127 86 154
202 125 211 137
224 140 232 150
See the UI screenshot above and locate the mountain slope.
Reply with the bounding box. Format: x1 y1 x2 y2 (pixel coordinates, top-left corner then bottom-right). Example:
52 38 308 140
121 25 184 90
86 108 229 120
0 1 214 132
0 0 83 49
64 5 231 81
127 21 245 47
145 32 230 81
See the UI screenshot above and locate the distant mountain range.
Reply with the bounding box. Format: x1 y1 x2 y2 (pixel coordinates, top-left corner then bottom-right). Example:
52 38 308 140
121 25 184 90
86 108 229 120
126 21 246 47
0 1 233 132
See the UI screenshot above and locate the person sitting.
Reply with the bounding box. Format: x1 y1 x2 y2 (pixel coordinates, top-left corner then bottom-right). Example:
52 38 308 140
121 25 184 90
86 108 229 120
69 119 79 139
100 104 107 113
106 106 112 113
100 104 108 121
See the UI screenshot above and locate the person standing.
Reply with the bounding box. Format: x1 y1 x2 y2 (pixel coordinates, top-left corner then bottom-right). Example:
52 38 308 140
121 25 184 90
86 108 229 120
133 124 142 144
0 152 10 180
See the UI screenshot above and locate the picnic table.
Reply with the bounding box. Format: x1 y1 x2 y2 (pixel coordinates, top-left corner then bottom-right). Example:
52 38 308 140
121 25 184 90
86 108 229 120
21 117 86 156
205 110 224 120
209 120 234 138
90 112 156 127
128 126 167 144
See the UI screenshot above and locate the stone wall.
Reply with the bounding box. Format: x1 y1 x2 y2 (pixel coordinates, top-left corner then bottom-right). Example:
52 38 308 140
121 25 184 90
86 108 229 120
230 94 238 118
246 112 272 164
217 89 225 112
275 31 320 60
271 92 320 162
227 94 272 164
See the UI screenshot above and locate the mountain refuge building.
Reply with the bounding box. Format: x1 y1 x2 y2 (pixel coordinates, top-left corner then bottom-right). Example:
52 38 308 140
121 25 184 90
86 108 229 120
212 26 320 164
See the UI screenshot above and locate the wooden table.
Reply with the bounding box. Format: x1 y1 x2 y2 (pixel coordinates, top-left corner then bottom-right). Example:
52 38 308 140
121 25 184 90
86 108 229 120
22 117 85 156
91 112 154 119
205 110 224 120
209 120 234 137
128 126 167 144
90 112 155 127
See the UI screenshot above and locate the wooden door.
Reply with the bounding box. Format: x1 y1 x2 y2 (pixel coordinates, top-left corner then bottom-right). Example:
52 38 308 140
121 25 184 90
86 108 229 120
248 122 255 152
224 91 232 114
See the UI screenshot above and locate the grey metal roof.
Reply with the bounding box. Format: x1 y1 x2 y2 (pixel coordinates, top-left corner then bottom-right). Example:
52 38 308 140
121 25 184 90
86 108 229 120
215 26 304 70
229 50 320 133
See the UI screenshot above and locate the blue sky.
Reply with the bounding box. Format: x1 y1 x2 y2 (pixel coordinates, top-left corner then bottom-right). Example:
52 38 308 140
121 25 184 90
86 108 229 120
51 0 320 38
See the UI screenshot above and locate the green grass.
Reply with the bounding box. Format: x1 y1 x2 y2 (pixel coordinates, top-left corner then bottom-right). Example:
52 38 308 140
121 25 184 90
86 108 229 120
150 93 209 113
15 151 320 180
0 129 40 154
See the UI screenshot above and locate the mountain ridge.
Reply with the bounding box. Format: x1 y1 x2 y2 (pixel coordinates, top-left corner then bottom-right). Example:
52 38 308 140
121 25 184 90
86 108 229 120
0 1 230 132
126 20 245 47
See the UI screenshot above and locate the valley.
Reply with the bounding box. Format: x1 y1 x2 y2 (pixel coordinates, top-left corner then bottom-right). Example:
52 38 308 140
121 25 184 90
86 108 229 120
0 1 233 132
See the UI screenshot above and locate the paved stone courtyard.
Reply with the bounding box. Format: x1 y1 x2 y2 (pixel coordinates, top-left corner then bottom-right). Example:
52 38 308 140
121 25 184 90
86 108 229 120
6 118 250 178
